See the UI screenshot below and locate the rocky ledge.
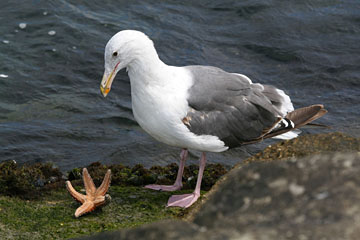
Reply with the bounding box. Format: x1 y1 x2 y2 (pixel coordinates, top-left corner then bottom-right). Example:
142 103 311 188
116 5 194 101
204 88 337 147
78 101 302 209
77 132 360 240
0 132 359 240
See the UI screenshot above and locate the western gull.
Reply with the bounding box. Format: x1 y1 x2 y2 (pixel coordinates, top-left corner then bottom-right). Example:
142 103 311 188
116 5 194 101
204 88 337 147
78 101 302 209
100 30 327 208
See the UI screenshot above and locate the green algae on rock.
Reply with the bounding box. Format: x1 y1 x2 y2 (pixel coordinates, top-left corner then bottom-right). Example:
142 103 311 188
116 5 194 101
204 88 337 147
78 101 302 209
0 186 188 240
0 159 228 200
0 160 63 199
67 162 228 194
0 158 227 239
244 132 360 164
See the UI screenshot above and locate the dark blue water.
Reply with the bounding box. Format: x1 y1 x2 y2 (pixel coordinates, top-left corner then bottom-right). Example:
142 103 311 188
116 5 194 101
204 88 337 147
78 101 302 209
1 0 359 171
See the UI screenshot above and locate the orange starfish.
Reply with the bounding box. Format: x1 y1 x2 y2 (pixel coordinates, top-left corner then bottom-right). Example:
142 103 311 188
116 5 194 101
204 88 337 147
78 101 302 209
66 168 111 218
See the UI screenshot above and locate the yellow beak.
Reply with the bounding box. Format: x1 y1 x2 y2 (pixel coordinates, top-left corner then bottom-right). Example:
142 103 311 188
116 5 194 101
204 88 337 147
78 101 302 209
100 67 117 97
100 75 111 97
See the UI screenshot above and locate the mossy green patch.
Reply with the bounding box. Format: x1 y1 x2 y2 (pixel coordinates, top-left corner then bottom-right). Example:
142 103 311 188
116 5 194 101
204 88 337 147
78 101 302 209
0 159 225 239
0 186 192 240
0 160 227 201
0 161 63 199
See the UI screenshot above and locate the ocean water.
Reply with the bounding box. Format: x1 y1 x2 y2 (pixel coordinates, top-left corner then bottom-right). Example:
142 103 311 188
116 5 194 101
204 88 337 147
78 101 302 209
0 0 359 171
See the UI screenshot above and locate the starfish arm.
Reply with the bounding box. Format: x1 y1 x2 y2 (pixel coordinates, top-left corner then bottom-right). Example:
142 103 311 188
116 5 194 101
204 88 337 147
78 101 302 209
66 181 86 203
96 169 111 196
82 168 96 196
67 168 112 218
93 195 106 207
75 201 95 218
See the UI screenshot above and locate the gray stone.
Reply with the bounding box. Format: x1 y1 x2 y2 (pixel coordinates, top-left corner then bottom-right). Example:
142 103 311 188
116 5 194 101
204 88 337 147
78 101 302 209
192 152 360 240
77 152 360 240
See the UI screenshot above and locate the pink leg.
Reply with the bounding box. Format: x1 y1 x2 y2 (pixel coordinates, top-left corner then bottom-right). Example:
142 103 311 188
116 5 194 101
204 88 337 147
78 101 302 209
144 149 188 192
167 152 207 208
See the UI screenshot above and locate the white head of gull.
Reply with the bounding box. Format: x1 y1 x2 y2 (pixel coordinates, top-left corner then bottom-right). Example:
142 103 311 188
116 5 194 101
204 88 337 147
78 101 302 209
100 30 327 208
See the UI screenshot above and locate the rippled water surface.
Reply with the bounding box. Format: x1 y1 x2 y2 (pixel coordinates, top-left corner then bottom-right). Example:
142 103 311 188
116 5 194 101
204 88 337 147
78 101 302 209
0 0 359 171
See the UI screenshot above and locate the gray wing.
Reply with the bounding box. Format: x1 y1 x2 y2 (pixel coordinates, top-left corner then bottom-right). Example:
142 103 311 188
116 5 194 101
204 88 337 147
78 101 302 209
184 65 282 148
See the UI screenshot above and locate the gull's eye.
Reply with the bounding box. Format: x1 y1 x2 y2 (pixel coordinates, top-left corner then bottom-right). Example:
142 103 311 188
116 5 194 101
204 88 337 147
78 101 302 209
112 51 118 57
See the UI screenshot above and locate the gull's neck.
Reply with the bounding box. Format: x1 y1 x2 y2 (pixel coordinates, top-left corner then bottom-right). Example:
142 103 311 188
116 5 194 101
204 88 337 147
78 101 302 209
127 47 168 87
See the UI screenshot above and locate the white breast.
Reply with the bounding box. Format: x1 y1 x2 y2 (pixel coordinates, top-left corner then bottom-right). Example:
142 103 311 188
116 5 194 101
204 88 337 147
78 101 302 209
128 65 228 152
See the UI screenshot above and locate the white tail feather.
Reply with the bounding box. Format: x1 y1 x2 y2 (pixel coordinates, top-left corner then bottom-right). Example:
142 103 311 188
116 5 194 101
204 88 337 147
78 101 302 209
272 129 301 140
276 89 294 116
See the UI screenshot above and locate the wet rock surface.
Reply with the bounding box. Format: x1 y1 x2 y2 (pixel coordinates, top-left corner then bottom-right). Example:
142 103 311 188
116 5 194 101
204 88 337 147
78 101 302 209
190 152 360 240
78 133 360 240
243 132 360 163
